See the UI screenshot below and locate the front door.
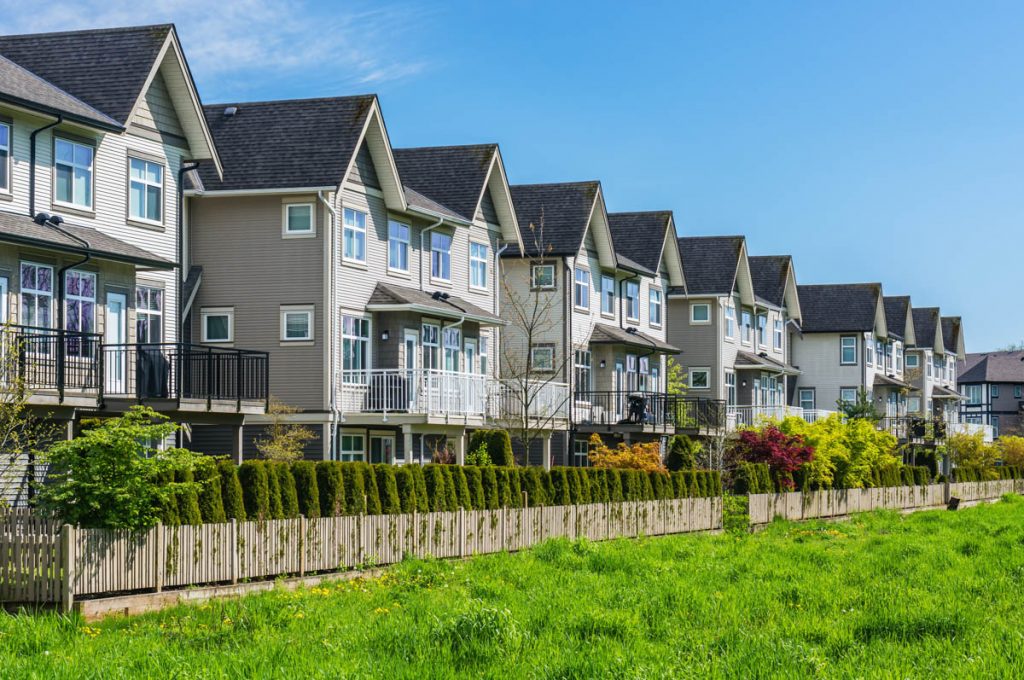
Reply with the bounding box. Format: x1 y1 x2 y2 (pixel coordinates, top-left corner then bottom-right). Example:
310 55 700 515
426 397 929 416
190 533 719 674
404 329 419 410
369 435 395 464
105 292 127 393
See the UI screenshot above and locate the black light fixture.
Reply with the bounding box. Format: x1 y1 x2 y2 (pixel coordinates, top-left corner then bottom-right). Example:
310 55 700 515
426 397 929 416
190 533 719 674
381 330 389 341
599 359 606 369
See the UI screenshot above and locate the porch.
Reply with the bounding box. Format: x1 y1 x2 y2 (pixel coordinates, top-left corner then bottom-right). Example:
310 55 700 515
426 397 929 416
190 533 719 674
726 405 837 430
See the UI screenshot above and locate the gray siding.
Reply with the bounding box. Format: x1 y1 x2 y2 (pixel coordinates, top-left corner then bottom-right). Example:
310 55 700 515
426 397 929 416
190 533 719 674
350 142 381 189
480 187 499 225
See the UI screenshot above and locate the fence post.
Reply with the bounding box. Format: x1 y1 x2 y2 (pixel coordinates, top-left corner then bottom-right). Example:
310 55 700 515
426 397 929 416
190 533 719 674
501 505 507 551
230 519 239 585
459 507 465 558
154 521 164 593
299 516 307 577
60 524 74 614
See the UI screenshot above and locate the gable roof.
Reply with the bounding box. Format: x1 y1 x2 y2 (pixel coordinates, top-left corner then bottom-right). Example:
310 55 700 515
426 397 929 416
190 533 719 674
393 145 495 221
195 96 375 192
958 350 1024 384
911 307 943 353
882 296 913 342
797 283 884 334
367 282 502 325
676 236 754 303
607 211 685 286
941 316 965 358
748 255 789 307
510 181 600 257
0 24 171 125
0 54 121 130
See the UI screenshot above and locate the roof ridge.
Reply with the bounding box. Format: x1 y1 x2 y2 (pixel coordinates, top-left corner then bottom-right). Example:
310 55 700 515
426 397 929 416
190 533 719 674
0 53 119 126
394 143 497 152
678 234 745 241
511 180 600 189
0 23 173 40
607 209 672 216
204 94 376 108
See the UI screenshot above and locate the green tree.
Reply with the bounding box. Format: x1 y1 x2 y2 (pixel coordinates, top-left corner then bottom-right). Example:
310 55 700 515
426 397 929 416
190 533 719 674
291 461 320 518
375 465 401 514
194 458 226 523
836 388 881 422
665 435 700 471
253 397 318 461
394 466 418 513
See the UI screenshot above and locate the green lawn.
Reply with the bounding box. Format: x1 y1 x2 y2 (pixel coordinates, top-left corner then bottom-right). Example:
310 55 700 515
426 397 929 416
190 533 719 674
4 498 1024 679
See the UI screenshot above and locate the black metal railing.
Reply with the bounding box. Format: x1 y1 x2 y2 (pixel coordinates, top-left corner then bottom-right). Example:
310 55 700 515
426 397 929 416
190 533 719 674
1 325 102 399
878 416 947 442
102 343 269 409
672 396 727 430
572 391 726 430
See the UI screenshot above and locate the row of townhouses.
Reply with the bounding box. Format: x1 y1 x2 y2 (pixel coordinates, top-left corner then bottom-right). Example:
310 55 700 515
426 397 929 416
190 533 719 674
0 25 990 504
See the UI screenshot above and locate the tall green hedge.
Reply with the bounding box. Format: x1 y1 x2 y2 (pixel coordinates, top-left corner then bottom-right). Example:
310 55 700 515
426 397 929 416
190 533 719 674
465 466 485 508
195 459 226 523
275 462 300 519
291 461 320 519
395 466 418 513
238 461 270 521
317 462 345 517
173 468 202 525
375 464 401 514
218 460 246 521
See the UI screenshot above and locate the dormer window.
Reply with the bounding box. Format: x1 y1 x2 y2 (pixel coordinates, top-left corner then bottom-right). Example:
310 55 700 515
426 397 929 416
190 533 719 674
54 138 94 209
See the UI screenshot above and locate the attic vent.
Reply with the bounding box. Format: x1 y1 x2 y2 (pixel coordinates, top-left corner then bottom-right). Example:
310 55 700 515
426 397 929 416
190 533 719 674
223 106 238 117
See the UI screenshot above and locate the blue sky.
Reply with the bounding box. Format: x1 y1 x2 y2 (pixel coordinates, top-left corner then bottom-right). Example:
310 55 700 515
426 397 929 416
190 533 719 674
3 1 1020 351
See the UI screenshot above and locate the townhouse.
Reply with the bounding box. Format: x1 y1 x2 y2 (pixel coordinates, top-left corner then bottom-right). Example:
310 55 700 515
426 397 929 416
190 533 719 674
0 25 268 503
500 183 689 465
958 350 1024 438
906 308 962 420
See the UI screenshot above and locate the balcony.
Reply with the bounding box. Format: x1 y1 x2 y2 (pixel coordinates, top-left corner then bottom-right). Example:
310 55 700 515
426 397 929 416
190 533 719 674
573 391 725 433
338 368 491 422
0 326 269 414
726 405 837 430
489 379 571 426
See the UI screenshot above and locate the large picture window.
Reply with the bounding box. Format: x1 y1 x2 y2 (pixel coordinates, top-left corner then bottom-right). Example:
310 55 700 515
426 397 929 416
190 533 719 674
54 138 94 209
129 157 164 223
20 262 53 329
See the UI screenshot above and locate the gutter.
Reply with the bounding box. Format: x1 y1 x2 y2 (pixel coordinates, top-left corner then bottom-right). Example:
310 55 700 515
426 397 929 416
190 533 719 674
319 190 341 449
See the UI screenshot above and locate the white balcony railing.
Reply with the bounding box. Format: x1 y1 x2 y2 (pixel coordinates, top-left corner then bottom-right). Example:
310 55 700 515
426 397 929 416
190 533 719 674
726 405 837 430
944 412 995 442
489 380 571 423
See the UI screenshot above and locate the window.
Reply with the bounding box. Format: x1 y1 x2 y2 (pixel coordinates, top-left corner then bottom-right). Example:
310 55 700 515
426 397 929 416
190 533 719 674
531 345 554 371
839 388 857 405
128 157 164 224
431 232 452 281
136 286 163 343
992 416 1000 438
741 309 753 344
479 335 489 375
876 340 884 369
896 346 904 372
885 343 893 370
906 354 919 369
726 372 736 406
626 354 638 391
574 350 592 399
574 268 590 309
342 208 366 262
756 313 767 347
650 365 660 393
840 335 857 365
1015 385 1022 399
639 356 650 392
724 303 736 339
532 264 555 289
908 396 921 413
422 323 440 370
574 439 590 467
799 388 815 411
64 271 95 356
649 289 662 326
387 221 410 272
338 433 365 462
991 384 1000 398
282 203 313 236
689 368 710 389
690 303 710 324
201 308 233 343
20 262 52 328
774 319 783 350
470 242 488 289
443 326 461 371
865 340 874 366
54 138 93 208
626 281 640 322
280 306 313 341
601 275 615 315
342 315 370 381
0 122 10 192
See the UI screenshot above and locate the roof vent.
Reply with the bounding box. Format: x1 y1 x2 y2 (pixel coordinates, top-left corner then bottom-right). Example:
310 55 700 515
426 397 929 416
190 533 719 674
223 106 238 117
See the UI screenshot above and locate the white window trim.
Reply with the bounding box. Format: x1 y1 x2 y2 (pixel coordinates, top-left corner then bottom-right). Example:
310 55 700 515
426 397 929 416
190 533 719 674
756 313 768 348
127 156 165 227
282 202 315 238
19 261 54 329
649 288 663 328
469 240 489 291
0 121 10 195
531 264 556 290
600 274 615 317
689 367 711 390
342 207 367 264
531 345 555 372
906 354 919 369
798 388 815 410
839 387 858 405
741 310 753 345
338 430 366 462
625 281 640 323
430 231 453 284
53 136 95 211
840 335 857 365
201 307 234 344
773 318 783 350
724 303 736 340
280 305 314 342
690 302 711 325
387 220 411 274
573 267 590 311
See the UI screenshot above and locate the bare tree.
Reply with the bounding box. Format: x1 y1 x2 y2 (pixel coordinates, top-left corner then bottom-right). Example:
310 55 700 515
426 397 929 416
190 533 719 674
254 397 319 461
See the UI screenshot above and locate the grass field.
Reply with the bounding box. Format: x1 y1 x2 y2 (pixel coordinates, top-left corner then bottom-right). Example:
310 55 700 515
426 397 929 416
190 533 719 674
3 498 1024 678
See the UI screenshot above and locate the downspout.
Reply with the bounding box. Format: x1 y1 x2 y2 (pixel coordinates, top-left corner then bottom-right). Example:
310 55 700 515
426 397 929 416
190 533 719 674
564 256 573 465
177 162 201 337
419 216 444 293
494 243 509 317
29 115 63 218
50 219 91 405
319 190 340 455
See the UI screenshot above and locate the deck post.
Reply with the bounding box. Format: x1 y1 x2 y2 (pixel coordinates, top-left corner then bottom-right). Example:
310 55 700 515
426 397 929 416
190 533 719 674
231 424 243 465
542 434 552 471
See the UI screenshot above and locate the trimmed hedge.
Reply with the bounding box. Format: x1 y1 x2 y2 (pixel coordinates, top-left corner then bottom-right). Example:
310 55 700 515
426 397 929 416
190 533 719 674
468 429 515 466
292 461 320 519
238 461 270 521
218 460 246 521
195 460 226 524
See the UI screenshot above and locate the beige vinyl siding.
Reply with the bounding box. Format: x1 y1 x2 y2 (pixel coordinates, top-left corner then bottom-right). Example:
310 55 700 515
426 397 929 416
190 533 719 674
130 71 185 137
190 194 326 410
667 296 724 400
791 332 867 410
348 142 380 189
498 257 567 383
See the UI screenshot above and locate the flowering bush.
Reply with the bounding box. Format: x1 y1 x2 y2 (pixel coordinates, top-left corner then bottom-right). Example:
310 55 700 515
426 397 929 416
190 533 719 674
731 426 813 490
588 434 666 472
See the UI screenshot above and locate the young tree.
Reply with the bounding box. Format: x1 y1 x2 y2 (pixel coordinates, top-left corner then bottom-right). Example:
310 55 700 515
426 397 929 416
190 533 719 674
837 388 881 422
730 425 814 490
254 397 318 461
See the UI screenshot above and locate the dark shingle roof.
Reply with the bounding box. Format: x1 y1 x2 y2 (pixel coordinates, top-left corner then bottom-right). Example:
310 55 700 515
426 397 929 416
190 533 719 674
941 317 960 354
677 236 744 295
393 145 495 222
0 24 171 124
510 182 599 257
958 350 1024 383
796 283 881 333
883 296 911 340
911 307 940 349
0 210 171 268
196 96 375 191
0 55 121 130
588 324 679 354
748 255 791 308
404 186 465 222
606 211 671 274
367 282 501 324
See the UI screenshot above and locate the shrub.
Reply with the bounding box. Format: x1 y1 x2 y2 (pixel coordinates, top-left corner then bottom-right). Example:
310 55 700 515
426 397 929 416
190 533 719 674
912 466 930 486
425 465 449 512
550 468 571 505
362 463 382 515
317 462 345 517
375 465 402 514
291 461 320 518
195 459 226 523
649 471 668 500
274 462 300 518
342 463 367 515
394 467 418 513
948 431 1000 478
709 471 723 496
731 426 814 491
671 471 687 498
589 469 608 503
507 467 524 508
464 466 486 509
465 442 491 466
997 436 1024 467
265 462 284 519
489 431 515 467
173 468 203 525
665 435 700 471
481 466 500 509
451 466 472 509
411 465 429 513
157 469 180 525
732 462 772 495
493 468 512 507
239 461 271 521
606 469 623 502
521 467 546 507
588 434 666 472
219 460 247 521
641 470 655 500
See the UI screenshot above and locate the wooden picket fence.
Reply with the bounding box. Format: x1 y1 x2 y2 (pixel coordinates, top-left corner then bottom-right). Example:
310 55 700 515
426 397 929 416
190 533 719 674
749 479 1024 525
1 496 722 612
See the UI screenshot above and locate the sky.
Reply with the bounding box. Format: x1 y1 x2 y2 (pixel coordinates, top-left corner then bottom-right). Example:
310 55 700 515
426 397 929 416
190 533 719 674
1 0 1021 351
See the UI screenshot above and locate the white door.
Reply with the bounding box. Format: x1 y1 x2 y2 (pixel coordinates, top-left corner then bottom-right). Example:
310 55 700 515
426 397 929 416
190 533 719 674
404 329 419 410
105 292 127 393
464 339 478 412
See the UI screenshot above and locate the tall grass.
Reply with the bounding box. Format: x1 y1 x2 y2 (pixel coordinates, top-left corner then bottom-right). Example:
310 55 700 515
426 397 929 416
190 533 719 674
3 498 1024 677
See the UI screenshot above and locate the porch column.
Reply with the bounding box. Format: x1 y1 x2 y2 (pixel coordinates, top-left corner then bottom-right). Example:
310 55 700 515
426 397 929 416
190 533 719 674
542 433 552 471
452 431 465 465
402 426 414 465
230 424 244 465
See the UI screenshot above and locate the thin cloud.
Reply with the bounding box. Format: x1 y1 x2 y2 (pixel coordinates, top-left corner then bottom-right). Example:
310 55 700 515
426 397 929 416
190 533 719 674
0 0 431 98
